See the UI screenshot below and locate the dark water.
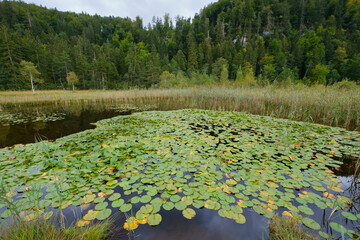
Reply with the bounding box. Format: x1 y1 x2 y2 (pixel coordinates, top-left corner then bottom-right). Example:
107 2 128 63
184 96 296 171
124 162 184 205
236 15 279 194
0 109 122 148
52 186 269 240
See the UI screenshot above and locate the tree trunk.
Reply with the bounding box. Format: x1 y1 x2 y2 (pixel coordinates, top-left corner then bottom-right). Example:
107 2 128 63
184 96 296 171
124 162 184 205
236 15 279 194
30 71 35 94
72 82 75 92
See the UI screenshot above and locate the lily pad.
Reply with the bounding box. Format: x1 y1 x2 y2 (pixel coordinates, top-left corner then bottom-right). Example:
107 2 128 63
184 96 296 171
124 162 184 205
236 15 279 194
148 214 162 226
302 217 320 230
182 208 196 219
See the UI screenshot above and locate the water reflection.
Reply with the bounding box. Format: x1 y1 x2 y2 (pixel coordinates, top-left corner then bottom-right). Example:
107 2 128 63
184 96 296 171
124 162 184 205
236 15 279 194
0 109 122 148
134 208 268 240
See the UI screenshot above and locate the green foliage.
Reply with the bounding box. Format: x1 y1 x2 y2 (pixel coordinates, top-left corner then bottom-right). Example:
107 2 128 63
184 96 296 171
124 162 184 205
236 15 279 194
159 71 176 88
0 0 359 89
308 64 329 85
212 57 229 82
66 72 79 91
236 62 256 87
19 60 42 93
0 216 111 240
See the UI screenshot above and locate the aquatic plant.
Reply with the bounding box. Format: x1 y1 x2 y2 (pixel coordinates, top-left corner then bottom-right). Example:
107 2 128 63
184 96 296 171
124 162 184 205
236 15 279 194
0 110 359 238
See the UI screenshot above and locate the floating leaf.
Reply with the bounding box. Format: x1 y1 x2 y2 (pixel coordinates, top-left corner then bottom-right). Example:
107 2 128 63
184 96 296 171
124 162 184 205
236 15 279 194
298 205 314 215
302 217 320 230
109 193 121 201
84 210 99 221
182 208 196 219
77 220 90 227
112 199 124 208
170 195 181 202
330 222 347 234
319 231 328 238
140 195 152 203
163 202 174 211
96 208 112 220
342 211 357 221
120 204 132 212
234 214 246 224
95 202 108 211
148 214 162 226
175 201 187 211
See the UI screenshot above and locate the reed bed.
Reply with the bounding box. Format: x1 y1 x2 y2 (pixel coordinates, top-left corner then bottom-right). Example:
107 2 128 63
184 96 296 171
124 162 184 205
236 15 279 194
0 85 359 131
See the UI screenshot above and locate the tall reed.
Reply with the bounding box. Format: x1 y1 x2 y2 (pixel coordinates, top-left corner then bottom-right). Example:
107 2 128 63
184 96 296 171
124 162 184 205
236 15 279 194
0 84 359 130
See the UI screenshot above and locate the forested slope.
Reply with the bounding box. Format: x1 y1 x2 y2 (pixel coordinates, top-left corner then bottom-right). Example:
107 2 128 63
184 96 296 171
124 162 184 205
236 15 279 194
0 0 359 90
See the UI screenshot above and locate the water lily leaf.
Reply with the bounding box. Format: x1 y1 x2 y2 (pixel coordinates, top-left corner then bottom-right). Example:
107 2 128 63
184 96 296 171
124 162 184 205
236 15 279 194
77 219 90 227
84 210 99 221
140 204 153 214
170 195 181 202
109 193 121 201
298 205 314 215
96 208 112 220
94 197 105 204
182 208 196 219
163 202 174 211
342 211 357 221
131 196 140 204
182 196 193 205
120 203 132 212
83 194 96 203
226 179 237 186
204 200 217 210
175 201 187 211
140 195 152 203
234 214 246 224
112 199 124 208
148 214 162 226
95 202 108 211
330 222 347 234
302 217 320 230
318 231 328 238
193 200 204 209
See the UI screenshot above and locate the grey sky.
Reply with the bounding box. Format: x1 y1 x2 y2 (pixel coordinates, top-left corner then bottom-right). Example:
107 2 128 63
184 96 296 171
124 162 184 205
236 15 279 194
21 0 215 25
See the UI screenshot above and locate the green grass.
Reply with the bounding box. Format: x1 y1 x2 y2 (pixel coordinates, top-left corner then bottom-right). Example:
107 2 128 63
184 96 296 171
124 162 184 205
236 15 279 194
268 215 319 240
0 216 111 240
1 84 359 130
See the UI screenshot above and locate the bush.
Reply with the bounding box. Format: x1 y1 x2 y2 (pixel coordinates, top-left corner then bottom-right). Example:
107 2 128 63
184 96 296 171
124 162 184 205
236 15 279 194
332 79 359 90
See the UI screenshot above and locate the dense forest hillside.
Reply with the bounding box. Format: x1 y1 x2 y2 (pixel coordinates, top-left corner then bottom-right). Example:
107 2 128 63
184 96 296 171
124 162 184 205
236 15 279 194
0 0 359 90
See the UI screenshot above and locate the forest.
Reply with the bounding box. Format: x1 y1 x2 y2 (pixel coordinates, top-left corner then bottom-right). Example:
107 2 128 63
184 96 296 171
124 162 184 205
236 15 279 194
0 0 359 90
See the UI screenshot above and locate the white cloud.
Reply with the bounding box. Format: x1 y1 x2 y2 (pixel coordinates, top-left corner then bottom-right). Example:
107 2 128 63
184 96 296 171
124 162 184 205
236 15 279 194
21 0 215 25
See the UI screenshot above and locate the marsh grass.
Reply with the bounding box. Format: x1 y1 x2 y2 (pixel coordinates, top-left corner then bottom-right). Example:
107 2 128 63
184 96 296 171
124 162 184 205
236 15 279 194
268 215 319 240
0 84 359 130
0 216 112 240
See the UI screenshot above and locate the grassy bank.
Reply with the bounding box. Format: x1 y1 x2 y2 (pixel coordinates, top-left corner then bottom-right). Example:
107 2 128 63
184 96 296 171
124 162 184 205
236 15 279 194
0 84 359 131
268 215 319 240
0 217 111 240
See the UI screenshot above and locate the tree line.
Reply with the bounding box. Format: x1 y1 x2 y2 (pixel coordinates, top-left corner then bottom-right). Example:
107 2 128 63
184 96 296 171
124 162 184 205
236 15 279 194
0 0 359 90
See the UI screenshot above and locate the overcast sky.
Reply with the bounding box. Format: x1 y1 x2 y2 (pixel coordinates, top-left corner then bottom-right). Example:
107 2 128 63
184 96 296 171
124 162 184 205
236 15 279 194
21 0 215 25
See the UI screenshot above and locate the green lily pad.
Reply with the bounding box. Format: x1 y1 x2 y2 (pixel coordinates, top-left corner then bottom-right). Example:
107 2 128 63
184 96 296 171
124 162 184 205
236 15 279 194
182 208 196 219
96 208 112 220
342 211 357 221
95 202 108 211
112 199 124 208
109 193 121 201
120 203 132 212
163 202 175 211
148 214 162 226
175 201 187 211
302 217 320 230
